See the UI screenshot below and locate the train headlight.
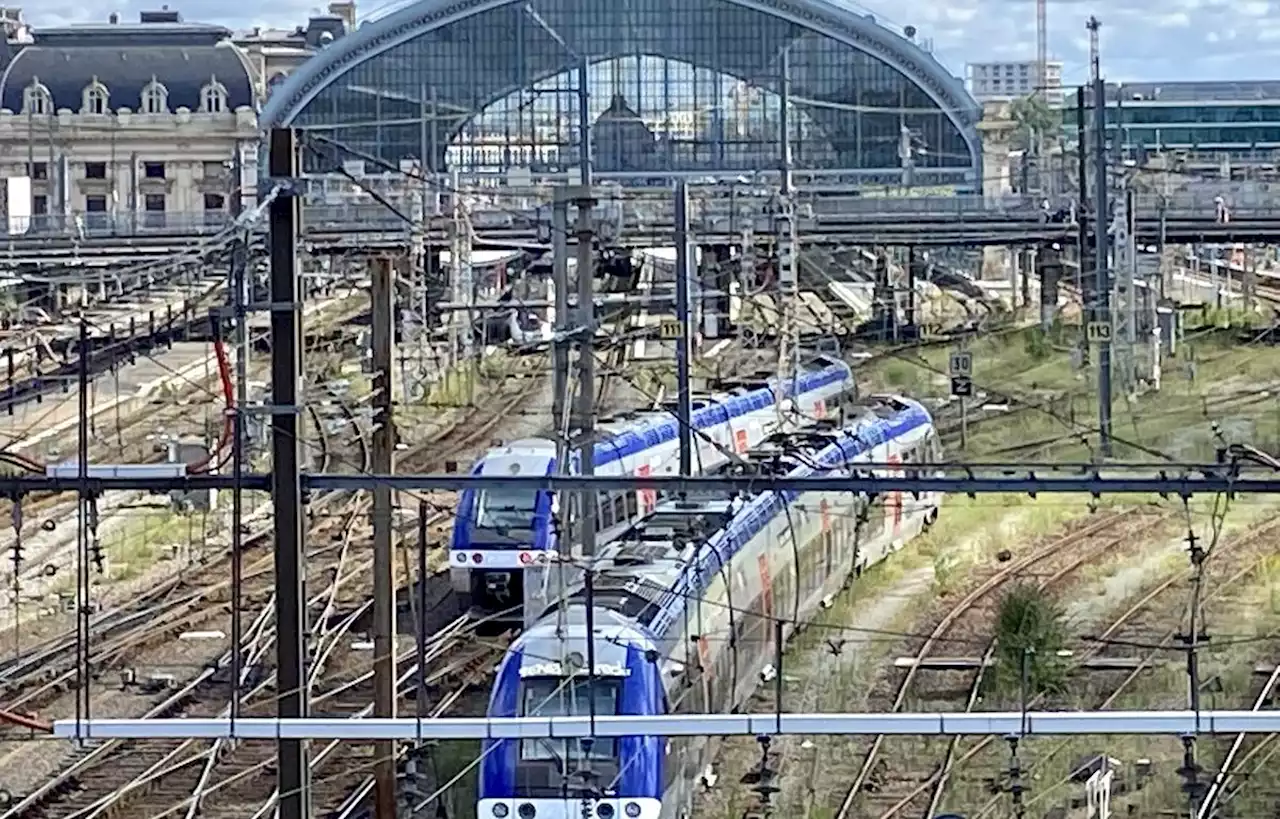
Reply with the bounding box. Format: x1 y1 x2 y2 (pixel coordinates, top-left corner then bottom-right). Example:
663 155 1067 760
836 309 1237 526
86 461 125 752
492 805 509 818
518 803 537 819
624 803 642 817
597 804 615 819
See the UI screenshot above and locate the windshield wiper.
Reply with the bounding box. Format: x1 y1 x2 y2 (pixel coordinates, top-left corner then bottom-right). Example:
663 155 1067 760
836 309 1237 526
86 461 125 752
535 739 566 774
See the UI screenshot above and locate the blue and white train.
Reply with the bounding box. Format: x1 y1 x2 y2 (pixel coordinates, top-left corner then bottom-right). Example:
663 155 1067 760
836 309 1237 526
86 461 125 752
449 355 856 612
478 396 941 819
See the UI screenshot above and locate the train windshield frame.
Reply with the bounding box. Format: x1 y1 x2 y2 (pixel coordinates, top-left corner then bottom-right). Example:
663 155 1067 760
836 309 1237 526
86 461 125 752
473 488 541 533
518 676 620 764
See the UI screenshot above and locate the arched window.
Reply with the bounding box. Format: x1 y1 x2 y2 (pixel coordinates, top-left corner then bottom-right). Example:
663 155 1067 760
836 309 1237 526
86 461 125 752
22 78 51 116
200 77 227 113
82 78 109 115
141 77 168 114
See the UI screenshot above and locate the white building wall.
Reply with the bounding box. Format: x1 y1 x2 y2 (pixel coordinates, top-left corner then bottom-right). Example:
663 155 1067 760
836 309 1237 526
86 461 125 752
968 60 1065 106
0 105 258 223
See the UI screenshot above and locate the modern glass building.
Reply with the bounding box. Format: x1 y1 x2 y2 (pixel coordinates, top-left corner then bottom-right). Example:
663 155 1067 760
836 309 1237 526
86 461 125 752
259 0 982 187
1065 81 1280 164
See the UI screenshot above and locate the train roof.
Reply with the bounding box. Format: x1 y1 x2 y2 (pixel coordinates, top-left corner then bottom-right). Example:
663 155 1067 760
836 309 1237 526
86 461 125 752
475 439 557 475
472 353 852 474
511 607 655 679
544 396 934 639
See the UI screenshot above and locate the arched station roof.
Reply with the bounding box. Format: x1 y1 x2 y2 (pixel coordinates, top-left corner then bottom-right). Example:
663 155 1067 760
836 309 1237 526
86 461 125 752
261 0 983 175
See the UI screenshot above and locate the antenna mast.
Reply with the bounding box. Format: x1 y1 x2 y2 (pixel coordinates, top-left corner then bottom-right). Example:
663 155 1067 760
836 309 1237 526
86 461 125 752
1035 0 1047 99
1087 16 1101 83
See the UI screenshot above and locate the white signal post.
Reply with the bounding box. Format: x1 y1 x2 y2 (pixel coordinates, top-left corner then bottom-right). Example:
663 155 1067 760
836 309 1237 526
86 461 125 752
949 348 973 449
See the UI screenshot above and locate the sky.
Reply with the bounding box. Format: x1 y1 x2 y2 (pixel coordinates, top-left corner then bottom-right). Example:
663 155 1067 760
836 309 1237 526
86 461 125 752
25 0 1280 88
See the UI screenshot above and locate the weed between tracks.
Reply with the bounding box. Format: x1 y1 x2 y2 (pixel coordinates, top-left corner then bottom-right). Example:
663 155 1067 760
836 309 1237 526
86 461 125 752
935 498 1280 819
698 494 1127 819
698 493 1280 819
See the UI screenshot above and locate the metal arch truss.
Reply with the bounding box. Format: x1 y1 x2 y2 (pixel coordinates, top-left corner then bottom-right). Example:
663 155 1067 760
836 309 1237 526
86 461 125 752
5 464 1280 496
261 0 981 166
48 710 1280 741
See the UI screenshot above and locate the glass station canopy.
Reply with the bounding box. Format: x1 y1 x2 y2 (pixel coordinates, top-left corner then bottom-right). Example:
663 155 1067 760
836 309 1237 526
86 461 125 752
261 0 983 186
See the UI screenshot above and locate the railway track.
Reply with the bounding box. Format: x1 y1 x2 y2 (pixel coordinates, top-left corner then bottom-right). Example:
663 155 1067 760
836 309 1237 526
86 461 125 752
834 506 1177 819
0 356 548 819
0 336 367 650
950 515 1280 819
826 511 1280 819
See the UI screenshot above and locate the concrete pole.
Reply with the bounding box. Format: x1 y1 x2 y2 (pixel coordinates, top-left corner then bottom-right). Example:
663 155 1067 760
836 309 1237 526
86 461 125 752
370 256 398 819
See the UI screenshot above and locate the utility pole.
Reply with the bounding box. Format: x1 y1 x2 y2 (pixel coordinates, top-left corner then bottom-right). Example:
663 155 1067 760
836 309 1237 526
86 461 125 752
577 57 592 190
1091 71 1113 458
774 197 797 430
451 170 474 382
535 190 571 628
1075 86 1091 363
571 180 599 779
1243 246 1257 311
267 127 309 819
1112 176 1134 393
674 182 694 481
551 192 571 465
370 255 398 819
905 246 917 333
775 45 799 428
75 318 90 737
573 188 595 561
1087 16 1101 83
229 146 248 727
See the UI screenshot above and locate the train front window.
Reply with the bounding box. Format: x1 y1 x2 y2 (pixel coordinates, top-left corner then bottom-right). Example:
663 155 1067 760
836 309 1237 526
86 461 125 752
474 489 539 531
519 677 619 764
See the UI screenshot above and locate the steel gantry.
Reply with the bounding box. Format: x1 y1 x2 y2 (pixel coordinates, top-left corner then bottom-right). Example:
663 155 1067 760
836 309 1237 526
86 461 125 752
44 710 1280 741
10 466 1280 497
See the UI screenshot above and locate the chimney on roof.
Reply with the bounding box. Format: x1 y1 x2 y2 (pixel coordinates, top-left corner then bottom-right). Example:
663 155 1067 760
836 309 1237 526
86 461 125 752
327 0 355 31
139 7 181 23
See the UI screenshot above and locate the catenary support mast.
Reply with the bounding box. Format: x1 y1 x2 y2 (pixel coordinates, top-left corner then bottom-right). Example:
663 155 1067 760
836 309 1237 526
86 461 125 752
371 255 398 818
268 127 309 819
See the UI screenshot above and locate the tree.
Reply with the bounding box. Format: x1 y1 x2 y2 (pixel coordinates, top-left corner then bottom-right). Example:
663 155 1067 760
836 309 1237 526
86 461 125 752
1008 93 1061 152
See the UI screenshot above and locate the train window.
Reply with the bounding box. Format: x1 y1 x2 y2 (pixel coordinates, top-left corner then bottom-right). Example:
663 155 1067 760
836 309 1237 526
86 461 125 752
520 677 620 763
598 492 615 530
475 488 539 530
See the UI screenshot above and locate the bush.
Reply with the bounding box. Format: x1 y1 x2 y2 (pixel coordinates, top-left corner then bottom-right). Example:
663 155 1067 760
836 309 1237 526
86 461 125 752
988 582 1069 698
1023 329 1053 361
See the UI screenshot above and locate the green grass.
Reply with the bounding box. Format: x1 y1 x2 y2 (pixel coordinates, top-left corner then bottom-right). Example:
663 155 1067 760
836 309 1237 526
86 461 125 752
104 507 195 580
858 324 1280 463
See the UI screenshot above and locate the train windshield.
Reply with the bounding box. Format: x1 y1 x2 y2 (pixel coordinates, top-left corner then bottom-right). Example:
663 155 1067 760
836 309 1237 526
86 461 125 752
474 489 540 531
519 677 619 765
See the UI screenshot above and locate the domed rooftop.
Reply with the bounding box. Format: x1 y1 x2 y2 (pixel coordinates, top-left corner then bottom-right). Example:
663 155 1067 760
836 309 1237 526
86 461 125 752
0 9 254 113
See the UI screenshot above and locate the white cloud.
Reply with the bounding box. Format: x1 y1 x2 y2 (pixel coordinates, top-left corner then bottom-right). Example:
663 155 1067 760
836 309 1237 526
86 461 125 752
22 0 1280 85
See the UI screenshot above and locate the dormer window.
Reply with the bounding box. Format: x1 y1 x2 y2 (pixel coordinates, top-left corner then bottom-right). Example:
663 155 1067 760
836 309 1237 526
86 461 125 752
82 79 109 115
200 77 227 113
141 78 168 114
22 78 51 116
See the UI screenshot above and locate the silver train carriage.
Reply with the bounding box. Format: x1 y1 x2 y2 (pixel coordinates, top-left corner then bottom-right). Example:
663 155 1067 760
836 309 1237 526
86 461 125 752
449 354 856 615
478 396 941 819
